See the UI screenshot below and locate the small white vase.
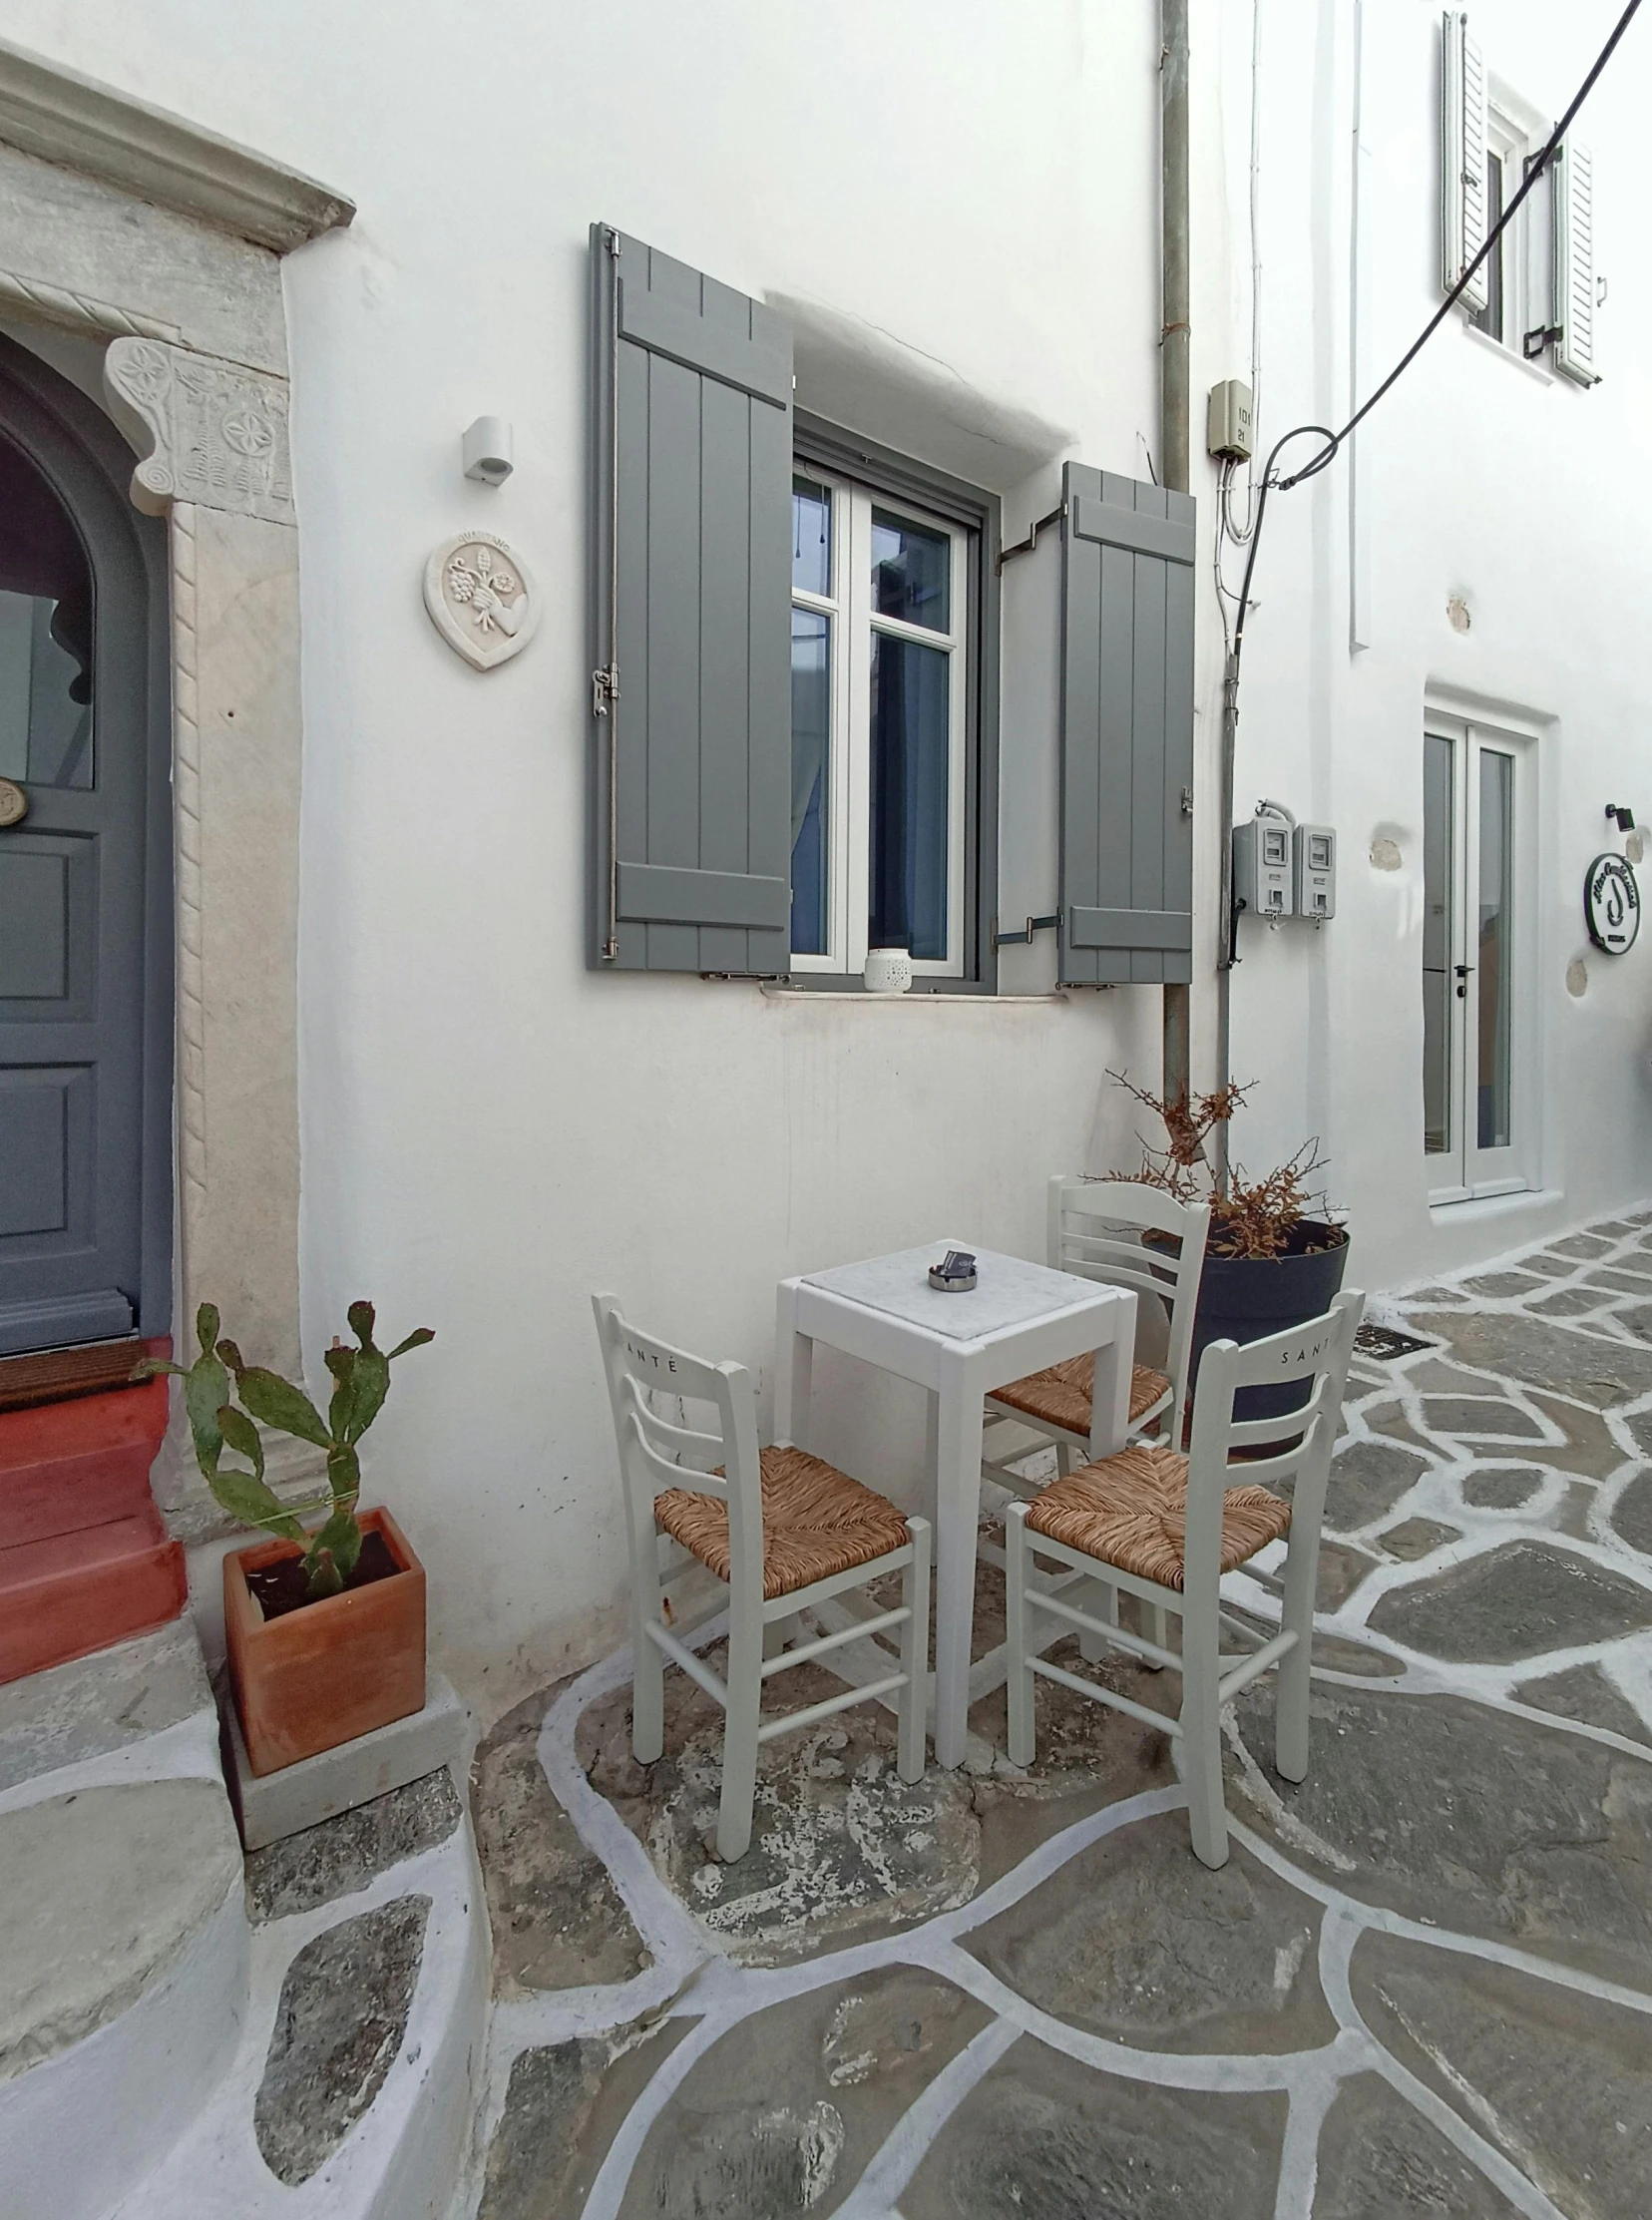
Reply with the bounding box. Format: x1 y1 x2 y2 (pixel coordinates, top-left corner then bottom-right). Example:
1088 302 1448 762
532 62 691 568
863 947 913 995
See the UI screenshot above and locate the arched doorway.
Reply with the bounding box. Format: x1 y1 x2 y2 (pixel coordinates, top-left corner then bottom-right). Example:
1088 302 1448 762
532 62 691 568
0 333 172 1358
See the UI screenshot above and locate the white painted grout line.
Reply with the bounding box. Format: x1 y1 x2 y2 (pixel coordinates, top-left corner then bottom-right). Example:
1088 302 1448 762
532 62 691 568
1315 1900 1570 2220
928 1784 1187 1939
829 2017 1022 2218
535 1635 717 1985
920 1940 1341 2093
573 2012 731 2220
1232 1817 1652 2021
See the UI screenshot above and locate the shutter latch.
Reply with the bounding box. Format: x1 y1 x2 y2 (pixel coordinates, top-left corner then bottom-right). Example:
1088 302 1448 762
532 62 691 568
1181 786 1194 816
592 663 620 717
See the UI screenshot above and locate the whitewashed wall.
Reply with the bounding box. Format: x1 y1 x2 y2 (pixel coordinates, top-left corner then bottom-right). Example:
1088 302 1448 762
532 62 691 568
0 0 1186 1709
1192 0 1652 1292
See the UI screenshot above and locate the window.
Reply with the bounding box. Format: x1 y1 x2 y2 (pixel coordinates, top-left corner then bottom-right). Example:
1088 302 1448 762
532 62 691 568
1469 101 1547 353
1443 16 1600 383
789 466 972 979
1423 717 1534 1200
592 227 1189 988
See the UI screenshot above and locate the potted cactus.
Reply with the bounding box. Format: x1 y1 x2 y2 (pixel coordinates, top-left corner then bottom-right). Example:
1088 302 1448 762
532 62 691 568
139 1301 434 1775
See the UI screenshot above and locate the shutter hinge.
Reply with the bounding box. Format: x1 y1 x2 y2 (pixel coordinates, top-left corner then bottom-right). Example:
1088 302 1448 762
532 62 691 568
1181 786 1195 817
592 664 620 717
1522 325 1561 360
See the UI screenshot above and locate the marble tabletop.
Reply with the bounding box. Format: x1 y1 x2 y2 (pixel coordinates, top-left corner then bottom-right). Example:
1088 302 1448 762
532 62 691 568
800 1240 1120 1344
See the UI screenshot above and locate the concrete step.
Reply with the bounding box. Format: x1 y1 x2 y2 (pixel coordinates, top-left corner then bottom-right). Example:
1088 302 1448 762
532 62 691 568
0 1625 248 2220
114 1766 487 2220
0 1623 487 2220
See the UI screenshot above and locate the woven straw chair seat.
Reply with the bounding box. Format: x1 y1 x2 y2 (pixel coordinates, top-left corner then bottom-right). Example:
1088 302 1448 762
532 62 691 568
655 1445 910 1601
1025 1442 1292 1591
991 1354 1169 1438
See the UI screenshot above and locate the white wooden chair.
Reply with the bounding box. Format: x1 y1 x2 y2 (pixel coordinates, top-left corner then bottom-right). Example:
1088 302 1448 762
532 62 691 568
986 1177 1212 1479
1003 1288 1363 1868
593 1295 931 1864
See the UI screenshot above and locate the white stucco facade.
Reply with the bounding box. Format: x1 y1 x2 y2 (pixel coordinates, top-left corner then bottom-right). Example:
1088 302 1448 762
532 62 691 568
2 0 1648 1713
1200 0 1652 1284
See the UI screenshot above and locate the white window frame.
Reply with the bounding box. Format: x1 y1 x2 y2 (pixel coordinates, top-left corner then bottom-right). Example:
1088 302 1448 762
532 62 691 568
789 467 970 980
1425 713 1538 1204
1464 80 1556 368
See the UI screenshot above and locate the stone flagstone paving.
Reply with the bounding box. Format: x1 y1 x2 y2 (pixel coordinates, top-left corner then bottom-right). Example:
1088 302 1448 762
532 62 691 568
458 1213 1652 2219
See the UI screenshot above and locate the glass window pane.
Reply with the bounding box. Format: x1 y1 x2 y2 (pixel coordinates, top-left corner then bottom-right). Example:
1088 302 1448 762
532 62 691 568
792 476 831 599
869 632 949 960
1477 749 1514 1150
1471 152 1505 343
1423 734 1454 1155
790 608 831 956
871 508 950 632
0 433 94 791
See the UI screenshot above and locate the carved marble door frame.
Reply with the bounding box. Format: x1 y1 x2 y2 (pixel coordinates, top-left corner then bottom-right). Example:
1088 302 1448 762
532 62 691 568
0 38 354 1528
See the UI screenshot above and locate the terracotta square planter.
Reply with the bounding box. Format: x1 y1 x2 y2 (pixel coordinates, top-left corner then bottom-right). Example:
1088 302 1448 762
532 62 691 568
224 1506 426 1777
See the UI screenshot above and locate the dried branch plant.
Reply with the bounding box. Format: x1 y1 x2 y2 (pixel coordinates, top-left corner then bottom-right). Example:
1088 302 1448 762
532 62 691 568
1102 1071 1342 1259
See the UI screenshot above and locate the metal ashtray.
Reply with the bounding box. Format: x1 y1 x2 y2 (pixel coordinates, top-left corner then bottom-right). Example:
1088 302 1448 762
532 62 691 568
929 1248 978 1293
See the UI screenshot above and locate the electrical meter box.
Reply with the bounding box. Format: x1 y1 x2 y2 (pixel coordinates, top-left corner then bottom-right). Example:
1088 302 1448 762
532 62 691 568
1207 378 1254 462
1293 824 1337 919
1232 816 1294 919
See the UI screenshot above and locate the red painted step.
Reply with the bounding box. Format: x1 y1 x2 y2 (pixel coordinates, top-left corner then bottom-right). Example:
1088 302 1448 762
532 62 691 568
0 1345 185 1684
0 1375 171 1547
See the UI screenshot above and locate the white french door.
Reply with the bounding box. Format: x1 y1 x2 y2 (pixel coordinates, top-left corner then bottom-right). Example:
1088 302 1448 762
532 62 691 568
1423 717 1533 1200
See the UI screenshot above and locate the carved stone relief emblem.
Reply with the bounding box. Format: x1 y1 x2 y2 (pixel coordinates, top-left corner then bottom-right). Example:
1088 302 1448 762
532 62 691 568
423 533 540 670
104 337 295 524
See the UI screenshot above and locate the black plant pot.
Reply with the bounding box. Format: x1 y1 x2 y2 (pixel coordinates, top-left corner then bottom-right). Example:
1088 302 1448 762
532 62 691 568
1189 1220 1351 1424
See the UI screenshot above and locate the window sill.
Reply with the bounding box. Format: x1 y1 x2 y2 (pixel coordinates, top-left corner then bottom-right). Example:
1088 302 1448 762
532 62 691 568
1459 319 1556 388
1428 1183 1560 1221
760 986 1069 1004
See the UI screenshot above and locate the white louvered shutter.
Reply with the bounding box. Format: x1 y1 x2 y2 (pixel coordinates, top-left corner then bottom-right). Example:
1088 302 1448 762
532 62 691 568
1442 12 1490 314
1553 140 1601 385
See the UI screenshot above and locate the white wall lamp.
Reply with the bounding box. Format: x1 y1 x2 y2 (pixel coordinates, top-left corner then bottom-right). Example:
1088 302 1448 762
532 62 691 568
462 415 514 486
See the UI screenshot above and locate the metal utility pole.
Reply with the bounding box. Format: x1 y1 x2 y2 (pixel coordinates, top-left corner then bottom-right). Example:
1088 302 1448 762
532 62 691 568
1161 0 1192 1114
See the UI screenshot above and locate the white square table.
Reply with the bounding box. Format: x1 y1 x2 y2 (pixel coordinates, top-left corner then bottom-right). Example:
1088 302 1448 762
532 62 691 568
775 1240 1137 1769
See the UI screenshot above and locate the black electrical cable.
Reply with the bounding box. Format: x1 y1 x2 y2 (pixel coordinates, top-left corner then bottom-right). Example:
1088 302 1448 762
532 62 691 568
1231 0 1644 669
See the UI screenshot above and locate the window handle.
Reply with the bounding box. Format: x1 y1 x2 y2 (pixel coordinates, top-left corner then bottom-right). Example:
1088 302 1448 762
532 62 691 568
1454 961 1474 999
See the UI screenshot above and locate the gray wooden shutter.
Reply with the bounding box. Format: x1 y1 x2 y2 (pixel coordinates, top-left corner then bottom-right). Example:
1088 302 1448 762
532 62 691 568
1058 463 1195 987
590 225 793 974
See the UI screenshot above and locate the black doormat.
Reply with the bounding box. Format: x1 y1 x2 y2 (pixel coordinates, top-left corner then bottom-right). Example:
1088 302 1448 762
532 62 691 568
1355 1322 1437 1362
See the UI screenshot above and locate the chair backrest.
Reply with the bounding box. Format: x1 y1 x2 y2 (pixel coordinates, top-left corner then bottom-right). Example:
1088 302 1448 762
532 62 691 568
1180 1288 1365 1589
592 1294 764 1594
1046 1175 1212 1427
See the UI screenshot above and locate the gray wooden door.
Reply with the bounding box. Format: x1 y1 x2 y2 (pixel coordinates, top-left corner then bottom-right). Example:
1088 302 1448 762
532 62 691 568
0 340 171 1356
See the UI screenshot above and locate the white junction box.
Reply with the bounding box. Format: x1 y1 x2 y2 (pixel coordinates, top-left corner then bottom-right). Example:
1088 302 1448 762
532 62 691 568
1207 378 1254 462
1232 814 1294 919
1294 824 1337 918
